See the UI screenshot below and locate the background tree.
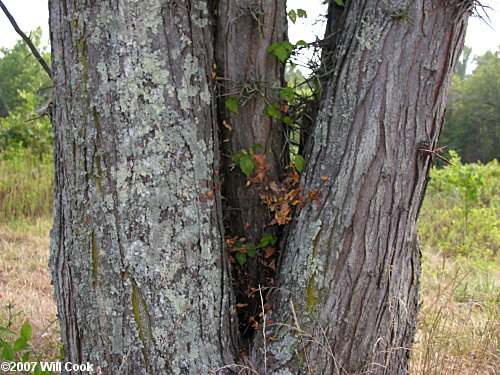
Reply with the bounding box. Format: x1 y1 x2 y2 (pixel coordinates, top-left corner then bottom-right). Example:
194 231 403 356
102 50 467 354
48 0 472 374
0 28 52 157
0 28 51 115
441 49 499 163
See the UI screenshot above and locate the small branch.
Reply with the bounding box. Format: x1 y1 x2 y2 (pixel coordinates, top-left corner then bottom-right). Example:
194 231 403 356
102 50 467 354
0 0 52 79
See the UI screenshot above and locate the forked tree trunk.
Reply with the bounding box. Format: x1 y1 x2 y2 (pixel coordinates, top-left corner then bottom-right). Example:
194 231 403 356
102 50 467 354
49 0 471 374
49 1 235 373
264 1 470 374
216 0 287 244
215 0 287 339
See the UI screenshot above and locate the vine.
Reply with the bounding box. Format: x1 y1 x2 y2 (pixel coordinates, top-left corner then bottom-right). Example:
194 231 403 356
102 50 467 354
213 8 325 339
227 140 324 337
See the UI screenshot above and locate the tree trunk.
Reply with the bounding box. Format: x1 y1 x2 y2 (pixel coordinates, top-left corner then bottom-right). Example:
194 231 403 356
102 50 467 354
216 0 287 244
49 1 235 373
264 1 470 374
215 0 287 339
48 0 471 374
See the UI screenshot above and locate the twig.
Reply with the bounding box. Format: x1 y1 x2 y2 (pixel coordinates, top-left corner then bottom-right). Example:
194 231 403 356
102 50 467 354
418 146 453 165
258 286 268 375
31 317 58 346
290 300 313 374
210 364 260 375
117 351 131 375
0 0 52 79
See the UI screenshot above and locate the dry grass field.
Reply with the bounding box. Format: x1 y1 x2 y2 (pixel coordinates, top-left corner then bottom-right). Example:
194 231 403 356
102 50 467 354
0 219 60 363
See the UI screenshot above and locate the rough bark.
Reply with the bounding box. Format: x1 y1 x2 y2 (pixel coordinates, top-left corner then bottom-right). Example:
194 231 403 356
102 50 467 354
49 1 235 373
264 1 470 374
215 0 287 339
216 0 287 244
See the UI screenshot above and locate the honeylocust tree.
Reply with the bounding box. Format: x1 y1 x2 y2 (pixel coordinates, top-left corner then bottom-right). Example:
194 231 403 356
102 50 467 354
48 0 472 374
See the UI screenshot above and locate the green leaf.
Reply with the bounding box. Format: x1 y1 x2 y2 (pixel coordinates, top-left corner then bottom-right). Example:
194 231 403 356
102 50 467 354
323 0 344 5
265 105 282 120
288 9 297 24
22 351 31 362
20 320 32 342
231 152 243 164
284 116 294 126
256 240 267 249
296 40 308 47
225 97 239 114
279 87 295 102
13 338 30 351
0 327 17 341
267 43 278 53
246 244 256 258
257 234 277 248
0 326 15 333
2 343 15 361
249 144 263 154
267 41 294 63
294 154 305 173
297 9 307 18
235 252 247 266
239 154 255 177
34 363 42 375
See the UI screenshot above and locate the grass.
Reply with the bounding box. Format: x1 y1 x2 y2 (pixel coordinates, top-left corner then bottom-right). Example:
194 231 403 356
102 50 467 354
0 218 60 363
409 155 499 374
409 252 499 374
0 151 53 224
0 153 498 373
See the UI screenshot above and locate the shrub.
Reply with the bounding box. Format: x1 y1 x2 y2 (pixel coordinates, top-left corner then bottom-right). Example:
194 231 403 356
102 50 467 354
419 151 499 261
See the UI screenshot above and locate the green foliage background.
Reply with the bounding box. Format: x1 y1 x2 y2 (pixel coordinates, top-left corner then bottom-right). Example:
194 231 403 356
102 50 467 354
440 49 499 163
0 29 53 223
0 28 52 158
419 152 499 262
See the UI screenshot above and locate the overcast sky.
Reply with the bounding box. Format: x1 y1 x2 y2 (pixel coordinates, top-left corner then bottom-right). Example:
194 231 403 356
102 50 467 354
1 0 498 67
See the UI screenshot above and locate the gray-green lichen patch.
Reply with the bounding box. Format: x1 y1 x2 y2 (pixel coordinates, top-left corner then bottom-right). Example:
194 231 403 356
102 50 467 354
287 218 324 290
179 53 211 110
103 90 220 371
266 217 326 366
142 52 171 85
190 1 210 27
356 16 382 51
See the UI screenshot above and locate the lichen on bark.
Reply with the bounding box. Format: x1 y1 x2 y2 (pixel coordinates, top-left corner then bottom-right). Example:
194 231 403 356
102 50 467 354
50 1 234 373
